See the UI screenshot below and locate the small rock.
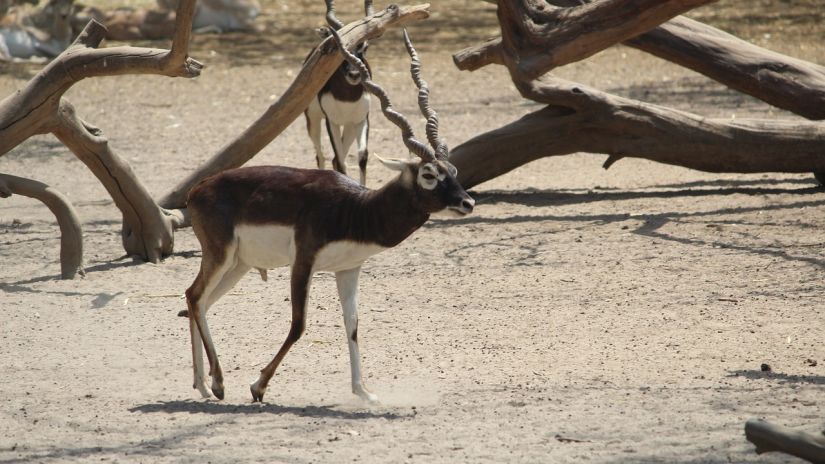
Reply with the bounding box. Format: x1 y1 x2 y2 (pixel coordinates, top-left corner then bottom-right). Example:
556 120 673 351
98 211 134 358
806 359 818 367
760 363 772 372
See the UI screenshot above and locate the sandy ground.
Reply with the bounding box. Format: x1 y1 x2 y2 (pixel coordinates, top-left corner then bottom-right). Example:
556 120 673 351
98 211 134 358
2 0 825 462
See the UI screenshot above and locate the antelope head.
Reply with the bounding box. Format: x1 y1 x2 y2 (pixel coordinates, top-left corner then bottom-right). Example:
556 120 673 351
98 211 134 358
323 0 372 86
330 25 475 218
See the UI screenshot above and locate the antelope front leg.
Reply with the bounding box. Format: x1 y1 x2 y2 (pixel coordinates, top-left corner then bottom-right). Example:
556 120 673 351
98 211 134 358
326 120 348 176
335 267 378 402
355 118 369 186
305 104 326 169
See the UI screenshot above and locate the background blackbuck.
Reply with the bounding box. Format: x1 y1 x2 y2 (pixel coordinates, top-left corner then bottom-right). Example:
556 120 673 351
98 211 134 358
304 0 372 185
181 25 475 403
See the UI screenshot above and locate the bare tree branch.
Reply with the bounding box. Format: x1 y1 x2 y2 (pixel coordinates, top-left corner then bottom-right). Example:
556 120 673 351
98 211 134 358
50 100 179 262
745 419 825 463
495 0 716 80
0 173 84 279
454 5 825 120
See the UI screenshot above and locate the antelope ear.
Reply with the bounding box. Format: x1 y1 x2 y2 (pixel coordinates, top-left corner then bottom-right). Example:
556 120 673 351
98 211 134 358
316 27 331 39
376 154 414 172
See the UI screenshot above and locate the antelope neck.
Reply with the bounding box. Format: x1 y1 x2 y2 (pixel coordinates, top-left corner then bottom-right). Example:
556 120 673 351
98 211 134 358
352 176 430 248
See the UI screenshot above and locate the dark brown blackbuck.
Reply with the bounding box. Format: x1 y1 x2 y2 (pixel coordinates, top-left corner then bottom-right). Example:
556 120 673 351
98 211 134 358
305 0 372 185
182 26 475 403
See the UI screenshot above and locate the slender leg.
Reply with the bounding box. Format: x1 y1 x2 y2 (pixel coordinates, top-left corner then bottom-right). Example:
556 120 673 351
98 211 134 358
340 123 360 183
188 298 211 398
355 118 369 186
305 103 325 169
326 119 347 176
335 267 378 402
185 243 238 400
250 261 314 402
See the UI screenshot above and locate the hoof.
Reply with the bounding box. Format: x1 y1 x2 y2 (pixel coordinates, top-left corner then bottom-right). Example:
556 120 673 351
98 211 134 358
250 379 266 403
211 382 225 400
194 381 211 398
354 385 378 403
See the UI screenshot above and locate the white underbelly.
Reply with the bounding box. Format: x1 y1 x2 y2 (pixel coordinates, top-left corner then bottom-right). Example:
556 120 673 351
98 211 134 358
319 93 370 126
314 241 386 273
235 224 386 273
236 224 295 269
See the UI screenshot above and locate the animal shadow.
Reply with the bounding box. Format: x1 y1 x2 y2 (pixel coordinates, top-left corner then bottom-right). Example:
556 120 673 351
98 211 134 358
129 399 408 420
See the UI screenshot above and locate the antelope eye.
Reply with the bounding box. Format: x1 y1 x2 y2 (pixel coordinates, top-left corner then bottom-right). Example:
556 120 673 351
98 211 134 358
422 172 437 181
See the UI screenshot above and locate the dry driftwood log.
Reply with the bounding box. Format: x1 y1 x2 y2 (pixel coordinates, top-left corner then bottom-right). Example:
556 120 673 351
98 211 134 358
158 3 431 209
745 419 825 464
452 76 825 188
450 0 825 188
0 173 84 278
0 0 200 264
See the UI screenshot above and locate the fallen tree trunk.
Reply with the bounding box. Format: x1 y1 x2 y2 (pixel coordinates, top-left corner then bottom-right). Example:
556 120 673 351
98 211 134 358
158 3 431 209
452 77 825 188
745 419 825 464
0 174 84 279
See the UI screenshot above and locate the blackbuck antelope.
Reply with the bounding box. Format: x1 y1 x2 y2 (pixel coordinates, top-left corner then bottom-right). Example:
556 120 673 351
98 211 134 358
182 27 474 403
305 0 372 185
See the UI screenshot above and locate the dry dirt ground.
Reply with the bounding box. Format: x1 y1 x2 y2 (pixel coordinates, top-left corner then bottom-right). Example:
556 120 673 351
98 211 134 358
2 1 825 462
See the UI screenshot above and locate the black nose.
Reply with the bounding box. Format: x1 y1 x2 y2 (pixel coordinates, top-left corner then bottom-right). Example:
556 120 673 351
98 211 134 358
461 199 474 213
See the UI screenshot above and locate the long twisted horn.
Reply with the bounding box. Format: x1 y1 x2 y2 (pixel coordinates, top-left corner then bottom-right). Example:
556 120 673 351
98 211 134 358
328 25 436 162
325 0 344 30
365 0 373 16
403 29 449 160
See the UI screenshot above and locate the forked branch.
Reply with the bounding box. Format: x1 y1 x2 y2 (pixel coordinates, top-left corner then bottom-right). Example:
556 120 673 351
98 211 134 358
455 10 825 120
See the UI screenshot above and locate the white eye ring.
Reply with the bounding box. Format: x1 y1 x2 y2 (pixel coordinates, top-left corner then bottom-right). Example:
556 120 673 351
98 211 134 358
418 164 439 190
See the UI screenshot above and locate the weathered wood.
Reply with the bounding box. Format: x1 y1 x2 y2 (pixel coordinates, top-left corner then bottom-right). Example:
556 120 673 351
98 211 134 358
0 18 202 156
454 6 825 120
0 174 84 279
745 419 825 464
50 100 181 262
451 76 825 189
495 0 716 80
449 0 825 188
158 3 431 209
